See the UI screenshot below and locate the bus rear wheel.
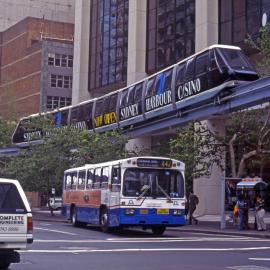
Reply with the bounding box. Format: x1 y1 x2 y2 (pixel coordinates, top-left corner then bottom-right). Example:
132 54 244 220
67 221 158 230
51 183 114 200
152 226 166 236
71 207 81 227
100 207 111 233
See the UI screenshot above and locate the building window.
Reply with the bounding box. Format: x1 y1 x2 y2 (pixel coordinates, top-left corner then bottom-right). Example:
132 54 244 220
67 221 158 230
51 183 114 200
89 0 129 90
147 0 195 74
51 74 57 87
68 55 73 67
50 74 72 89
47 53 73 68
46 96 72 109
219 0 270 46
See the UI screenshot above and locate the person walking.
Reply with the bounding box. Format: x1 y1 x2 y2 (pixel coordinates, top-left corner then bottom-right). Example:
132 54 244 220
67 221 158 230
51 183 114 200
255 195 267 231
188 191 199 225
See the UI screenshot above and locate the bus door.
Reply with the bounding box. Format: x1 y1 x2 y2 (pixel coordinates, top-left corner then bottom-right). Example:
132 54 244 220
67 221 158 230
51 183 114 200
109 166 121 205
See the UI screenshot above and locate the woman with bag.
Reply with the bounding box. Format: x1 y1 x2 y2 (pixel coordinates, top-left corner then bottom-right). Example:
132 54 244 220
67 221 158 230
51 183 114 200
255 195 267 231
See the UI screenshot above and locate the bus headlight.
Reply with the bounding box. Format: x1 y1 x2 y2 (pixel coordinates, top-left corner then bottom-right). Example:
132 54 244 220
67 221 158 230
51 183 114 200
125 208 135 215
172 209 182 215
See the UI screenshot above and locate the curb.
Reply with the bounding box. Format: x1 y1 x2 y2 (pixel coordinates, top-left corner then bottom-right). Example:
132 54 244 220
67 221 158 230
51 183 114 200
167 227 270 239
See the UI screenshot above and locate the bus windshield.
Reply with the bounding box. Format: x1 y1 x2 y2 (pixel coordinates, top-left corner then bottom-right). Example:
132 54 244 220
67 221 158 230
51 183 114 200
218 48 254 70
123 168 184 198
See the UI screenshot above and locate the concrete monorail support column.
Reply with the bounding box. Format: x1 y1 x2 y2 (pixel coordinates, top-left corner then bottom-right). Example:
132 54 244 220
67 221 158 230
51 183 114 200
193 0 223 215
127 0 147 85
126 0 148 152
72 0 91 104
195 0 219 52
194 118 226 215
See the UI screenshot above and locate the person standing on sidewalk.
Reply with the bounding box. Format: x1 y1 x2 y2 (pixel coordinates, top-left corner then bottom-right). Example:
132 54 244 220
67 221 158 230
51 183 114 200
236 194 245 230
188 191 199 225
255 195 267 231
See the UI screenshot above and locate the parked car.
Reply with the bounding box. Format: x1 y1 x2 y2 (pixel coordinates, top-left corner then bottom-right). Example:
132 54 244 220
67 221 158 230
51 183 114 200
47 197 62 210
0 178 33 269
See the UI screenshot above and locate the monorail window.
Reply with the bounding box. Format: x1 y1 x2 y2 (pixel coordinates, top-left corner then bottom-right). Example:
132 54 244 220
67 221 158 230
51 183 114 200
70 102 93 129
134 83 143 102
108 93 118 112
94 99 104 117
54 109 69 128
185 58 195 81
162 69 173 92
86 169 94 189
120 88 128 107
195 53 209 75
175 63 186 85
77 170 86 190
145 77 155 97
219 48 253 70
126 86 135 105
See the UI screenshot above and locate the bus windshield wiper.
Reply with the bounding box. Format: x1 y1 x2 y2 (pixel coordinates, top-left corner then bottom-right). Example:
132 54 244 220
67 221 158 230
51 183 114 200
155 178 172 203
136 185 151 201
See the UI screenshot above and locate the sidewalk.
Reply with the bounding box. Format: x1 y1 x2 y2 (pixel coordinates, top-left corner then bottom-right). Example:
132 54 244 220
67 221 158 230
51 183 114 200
32 209 270 239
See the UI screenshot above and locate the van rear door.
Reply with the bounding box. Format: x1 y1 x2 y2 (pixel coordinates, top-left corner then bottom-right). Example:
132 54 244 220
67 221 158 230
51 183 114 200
0 181 32 249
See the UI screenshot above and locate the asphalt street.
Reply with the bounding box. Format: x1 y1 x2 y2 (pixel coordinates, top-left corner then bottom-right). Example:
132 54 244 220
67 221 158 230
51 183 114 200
10 220 270 270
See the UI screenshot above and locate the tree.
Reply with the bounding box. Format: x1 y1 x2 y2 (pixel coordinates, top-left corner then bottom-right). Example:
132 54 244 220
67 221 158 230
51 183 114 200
226 107 270 178
168 122 224 192
0 123 129 194
0 119 16 147
245 23 270 77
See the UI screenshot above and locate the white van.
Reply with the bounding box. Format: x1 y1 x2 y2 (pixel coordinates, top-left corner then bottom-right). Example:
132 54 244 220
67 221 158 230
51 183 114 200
0 179 33 269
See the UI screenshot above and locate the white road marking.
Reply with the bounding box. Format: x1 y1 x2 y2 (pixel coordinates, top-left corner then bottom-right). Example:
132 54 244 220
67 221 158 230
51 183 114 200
35 227 77 236
20 246 270 254
249 258 270 261
33 236 270 243
228 266 270 270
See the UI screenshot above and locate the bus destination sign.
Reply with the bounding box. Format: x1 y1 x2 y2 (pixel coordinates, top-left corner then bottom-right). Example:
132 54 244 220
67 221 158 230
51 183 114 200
137 158 172 168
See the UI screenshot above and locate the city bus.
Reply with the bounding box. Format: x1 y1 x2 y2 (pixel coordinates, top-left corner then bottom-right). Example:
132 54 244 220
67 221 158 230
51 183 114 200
62 156 186 235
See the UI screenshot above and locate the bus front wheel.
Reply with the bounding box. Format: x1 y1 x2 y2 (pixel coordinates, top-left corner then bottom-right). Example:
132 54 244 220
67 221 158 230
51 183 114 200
152 226 166 236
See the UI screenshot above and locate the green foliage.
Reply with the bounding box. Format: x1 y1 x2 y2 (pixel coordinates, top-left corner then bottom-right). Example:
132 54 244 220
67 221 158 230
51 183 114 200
0 119 16 147
245 23 270 76
169 122 224 192
0 120 129 194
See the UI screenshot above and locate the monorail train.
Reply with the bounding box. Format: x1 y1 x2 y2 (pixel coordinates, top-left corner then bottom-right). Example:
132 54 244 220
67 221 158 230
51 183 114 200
12 44 259 145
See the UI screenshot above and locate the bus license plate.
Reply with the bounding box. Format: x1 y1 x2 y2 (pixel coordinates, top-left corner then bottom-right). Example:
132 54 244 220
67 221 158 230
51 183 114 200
140 209 148 214
157 209 169 215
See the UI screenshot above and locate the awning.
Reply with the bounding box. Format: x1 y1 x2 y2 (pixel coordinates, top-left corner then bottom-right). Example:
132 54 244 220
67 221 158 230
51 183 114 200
236 178 268 190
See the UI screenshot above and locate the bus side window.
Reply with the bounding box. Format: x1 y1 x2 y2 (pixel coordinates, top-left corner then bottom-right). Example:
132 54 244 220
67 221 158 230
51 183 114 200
71 172 78 190
112 166 121 192
93 168 101 189
101 167 109 189
78 170 86 190
65 173 72 190
86 169 94 189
